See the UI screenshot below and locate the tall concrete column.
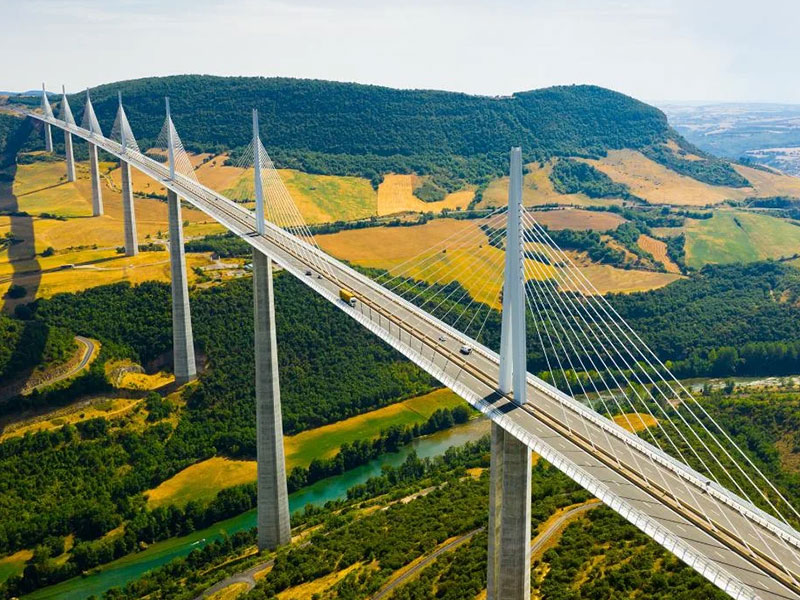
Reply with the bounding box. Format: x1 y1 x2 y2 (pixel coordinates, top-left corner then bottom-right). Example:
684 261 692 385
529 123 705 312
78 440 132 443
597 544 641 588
488 147 532 600
167 190 196 384
253 249 291 551
120 160 138 256
64 131 76 182
88 142 103 216
487 422 505 600
44 123 53 153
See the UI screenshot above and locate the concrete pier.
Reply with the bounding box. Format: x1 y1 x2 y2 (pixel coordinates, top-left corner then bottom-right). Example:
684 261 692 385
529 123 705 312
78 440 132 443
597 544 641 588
487 424 532 600
167 190 196 384
488 147 532 600
120 160 138 256
487 422 504 600
44 123 53 152
88 142 103 216
253 249 291 551
64 131 76 182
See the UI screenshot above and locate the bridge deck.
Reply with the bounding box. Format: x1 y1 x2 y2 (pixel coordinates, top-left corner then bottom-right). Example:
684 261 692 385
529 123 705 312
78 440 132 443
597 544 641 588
24 111 800 600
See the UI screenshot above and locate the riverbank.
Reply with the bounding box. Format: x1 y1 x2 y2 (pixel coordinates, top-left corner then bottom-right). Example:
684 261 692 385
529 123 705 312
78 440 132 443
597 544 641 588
23 417 491 600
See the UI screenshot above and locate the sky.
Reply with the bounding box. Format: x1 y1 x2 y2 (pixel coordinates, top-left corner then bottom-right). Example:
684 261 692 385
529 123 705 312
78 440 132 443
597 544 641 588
2 0 799 104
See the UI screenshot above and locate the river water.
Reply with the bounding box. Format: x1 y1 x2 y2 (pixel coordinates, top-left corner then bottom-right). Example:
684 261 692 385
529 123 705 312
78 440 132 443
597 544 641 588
25 418 490 600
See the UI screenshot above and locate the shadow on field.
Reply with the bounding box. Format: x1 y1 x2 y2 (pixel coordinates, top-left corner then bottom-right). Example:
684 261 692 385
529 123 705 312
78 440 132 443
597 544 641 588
0 117 41 314
0 118 48 400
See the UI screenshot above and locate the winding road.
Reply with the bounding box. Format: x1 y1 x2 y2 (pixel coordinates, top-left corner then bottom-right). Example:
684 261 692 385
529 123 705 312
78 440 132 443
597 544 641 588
31 335 95 391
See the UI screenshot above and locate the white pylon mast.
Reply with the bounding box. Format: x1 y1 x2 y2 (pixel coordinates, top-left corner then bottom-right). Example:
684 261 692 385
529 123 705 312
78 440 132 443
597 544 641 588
253 109 266 235
498 147 527 404
165 97 175 180
118 92 126 154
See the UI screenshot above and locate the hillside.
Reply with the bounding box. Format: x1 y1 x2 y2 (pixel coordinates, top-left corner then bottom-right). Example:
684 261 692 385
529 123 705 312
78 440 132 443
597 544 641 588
11 76 739 194
61 77 670 158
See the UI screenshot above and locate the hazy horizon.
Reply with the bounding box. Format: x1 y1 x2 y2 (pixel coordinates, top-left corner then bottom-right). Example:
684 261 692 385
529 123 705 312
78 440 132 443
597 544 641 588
3 0 800 104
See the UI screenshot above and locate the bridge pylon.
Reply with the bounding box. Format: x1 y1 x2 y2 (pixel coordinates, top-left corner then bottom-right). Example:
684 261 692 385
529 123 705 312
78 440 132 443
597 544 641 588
251 109 291 550
117 93 138 257
40 83 53 152
83 90 103 216
163 98 197 385
60 86 76 182
488 147 531 600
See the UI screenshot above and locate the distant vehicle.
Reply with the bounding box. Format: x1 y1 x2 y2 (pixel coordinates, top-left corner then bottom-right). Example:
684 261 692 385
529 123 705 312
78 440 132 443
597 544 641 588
438 335 447 343
305 270 312 276
339 288 357 307
460 344 472 356
317 274 322 279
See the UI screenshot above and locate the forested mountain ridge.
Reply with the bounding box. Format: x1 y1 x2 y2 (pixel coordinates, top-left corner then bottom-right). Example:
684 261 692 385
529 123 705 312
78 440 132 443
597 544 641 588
6 76 748 188
61 76 670 158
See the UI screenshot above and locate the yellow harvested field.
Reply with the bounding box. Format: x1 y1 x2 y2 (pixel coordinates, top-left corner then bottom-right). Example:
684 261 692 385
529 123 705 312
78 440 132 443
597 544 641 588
107 163 167 197
119 370 174 391
637 234 681 273
377 174 474 216
665 139 704 161
253 564 273 581
146 457 257 509
0 159 224 308
0 248 213 307
530 208 625 231
319 218 675 300
183 220 227 238
195 154 247 193
732 164 800 198
613 412 658 433
586 150 800 206
558 264 680 295
585 150 747 206
8 161 93 217
207 582 250 600
481 161 619 209
318 218 554 308
277 562 363 600
147 389 466 508
1 397 142 441
2 161 209 252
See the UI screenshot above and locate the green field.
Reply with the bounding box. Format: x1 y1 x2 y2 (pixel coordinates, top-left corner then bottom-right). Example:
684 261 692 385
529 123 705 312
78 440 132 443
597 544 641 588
684 211 800 268
0 550 31 584
285 388 466 466
280 169 377 223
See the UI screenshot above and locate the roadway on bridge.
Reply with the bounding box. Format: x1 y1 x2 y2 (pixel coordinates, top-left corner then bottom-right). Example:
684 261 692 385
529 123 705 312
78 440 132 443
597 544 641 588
27 111 800 600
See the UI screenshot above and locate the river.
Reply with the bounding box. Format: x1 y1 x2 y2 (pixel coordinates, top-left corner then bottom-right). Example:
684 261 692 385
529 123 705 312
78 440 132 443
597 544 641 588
25 417 490 600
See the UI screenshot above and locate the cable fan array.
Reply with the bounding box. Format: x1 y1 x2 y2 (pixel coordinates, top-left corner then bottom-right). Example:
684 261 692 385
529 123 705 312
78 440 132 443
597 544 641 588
368 200 800 579
153 112 198 183
231 136 338 282
518 206 800 580
109 95 141 155
372 206 510 346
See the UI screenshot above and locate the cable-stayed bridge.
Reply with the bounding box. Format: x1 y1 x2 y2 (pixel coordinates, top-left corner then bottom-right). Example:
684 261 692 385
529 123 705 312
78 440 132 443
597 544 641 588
11 86 800 600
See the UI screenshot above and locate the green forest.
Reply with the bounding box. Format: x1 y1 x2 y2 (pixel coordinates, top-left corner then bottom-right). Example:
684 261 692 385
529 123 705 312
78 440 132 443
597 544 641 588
549 157 632 198
0 274 438 595
7 76 743 190
0 313 75 386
